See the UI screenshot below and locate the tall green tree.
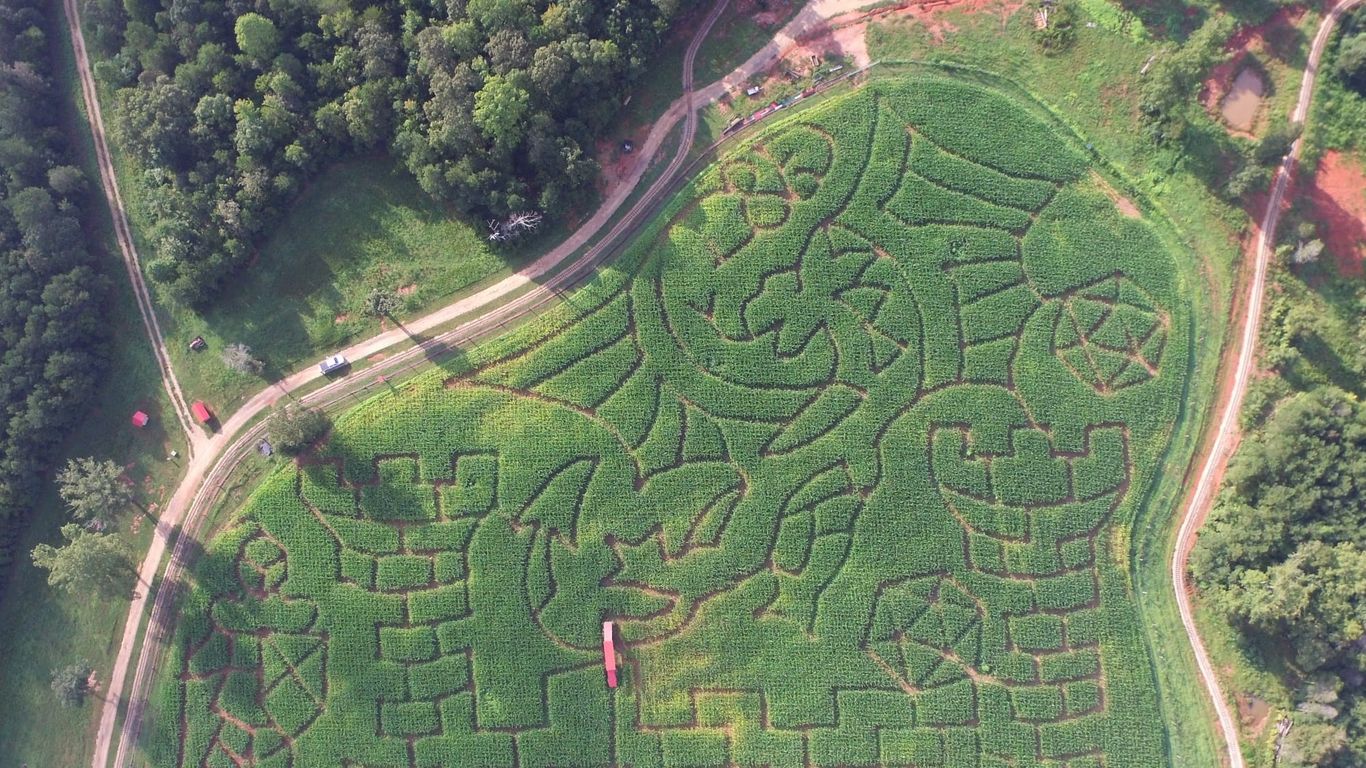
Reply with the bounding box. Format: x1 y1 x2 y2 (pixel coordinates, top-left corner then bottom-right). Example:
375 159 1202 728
1336 33 1366 92
267 403 330 456
56 457 133 530
100 0 677 306
31 524 135 599
0 0 110 591
234 13 280 63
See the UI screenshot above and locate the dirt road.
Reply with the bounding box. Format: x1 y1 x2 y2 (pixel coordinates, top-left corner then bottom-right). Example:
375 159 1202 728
61 0 202 456
1170 3 1363 767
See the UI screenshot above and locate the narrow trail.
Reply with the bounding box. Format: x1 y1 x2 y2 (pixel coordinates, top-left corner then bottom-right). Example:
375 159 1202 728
1170 3 1363 767
61 0 202 456
81 1 893 766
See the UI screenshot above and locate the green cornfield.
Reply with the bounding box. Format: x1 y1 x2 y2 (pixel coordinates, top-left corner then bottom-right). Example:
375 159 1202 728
149 74 1192 768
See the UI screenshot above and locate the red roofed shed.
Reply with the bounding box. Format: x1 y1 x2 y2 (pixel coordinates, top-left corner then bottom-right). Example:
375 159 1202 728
602 621 618 688
191 400 213 424
131 411 149 428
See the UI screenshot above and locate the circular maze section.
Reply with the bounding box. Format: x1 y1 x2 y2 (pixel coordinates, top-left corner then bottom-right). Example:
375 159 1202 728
152 73 1192 768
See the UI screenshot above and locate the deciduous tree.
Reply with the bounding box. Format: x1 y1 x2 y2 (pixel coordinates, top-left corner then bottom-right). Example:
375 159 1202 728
267 403 330 455
31 524 135 599
51 661 93 707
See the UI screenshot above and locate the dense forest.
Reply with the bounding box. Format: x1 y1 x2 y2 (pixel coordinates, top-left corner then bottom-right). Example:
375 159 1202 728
79 0 680 306
0 1 110 582
1193 389 1366 766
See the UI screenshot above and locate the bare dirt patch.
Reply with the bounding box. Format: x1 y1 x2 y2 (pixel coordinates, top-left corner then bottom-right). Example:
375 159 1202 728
1091 171 1142 219
885 0 1028 43
1306 150 1366 277
595 125 651 202
1237 693 1273 737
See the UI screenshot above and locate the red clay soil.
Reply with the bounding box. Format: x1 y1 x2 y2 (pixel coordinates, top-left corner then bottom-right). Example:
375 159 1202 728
1306 150 1366 277
595 127 651 202
1201 8 1307 129
880 0 1027 42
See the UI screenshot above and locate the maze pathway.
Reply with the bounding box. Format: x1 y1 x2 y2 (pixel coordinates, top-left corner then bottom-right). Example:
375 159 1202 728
156 74 1190 768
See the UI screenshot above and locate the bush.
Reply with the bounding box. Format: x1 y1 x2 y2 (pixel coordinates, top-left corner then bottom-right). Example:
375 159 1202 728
267 404 330 455
1034 0 1079 54
51 661 93 707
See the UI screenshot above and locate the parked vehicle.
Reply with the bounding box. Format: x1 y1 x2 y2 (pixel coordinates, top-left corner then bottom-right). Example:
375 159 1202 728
319 354 349 375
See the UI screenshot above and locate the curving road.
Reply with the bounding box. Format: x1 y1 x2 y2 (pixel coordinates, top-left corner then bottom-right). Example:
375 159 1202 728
69 1 893 766
1170 3 1363 768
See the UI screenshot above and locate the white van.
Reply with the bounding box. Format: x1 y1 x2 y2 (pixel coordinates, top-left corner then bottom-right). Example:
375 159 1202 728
319 354 349 375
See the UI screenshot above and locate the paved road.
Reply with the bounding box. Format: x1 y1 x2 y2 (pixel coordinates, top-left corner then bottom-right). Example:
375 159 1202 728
78 1 896 765
1170 3 1363 767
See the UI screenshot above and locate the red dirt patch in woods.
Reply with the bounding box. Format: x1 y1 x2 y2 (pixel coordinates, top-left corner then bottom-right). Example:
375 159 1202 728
1238 693 1273 737
1201 8 1306 135
595 125 651 202
1306 150 1366 277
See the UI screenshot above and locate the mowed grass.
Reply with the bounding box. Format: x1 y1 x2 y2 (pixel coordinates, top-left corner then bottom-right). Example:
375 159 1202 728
159 155 526 414
0 6 189 766
147 74 1203 768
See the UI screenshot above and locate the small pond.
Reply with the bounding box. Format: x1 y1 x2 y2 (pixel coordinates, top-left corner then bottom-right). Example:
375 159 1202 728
1221 67 1266 133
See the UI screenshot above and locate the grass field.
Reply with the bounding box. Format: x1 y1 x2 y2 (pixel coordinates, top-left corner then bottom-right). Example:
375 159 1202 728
146 73 1200 768
147 155 531 415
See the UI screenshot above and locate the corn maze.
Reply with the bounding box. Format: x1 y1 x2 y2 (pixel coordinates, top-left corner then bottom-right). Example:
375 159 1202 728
151 74 1191 768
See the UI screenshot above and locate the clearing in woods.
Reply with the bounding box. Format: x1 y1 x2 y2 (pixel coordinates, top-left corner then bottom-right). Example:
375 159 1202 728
149 73 1192 768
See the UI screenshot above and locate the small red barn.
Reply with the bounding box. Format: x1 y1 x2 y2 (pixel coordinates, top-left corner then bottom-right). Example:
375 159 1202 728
602 621 618 688
131 411 149 428
191 400 213 424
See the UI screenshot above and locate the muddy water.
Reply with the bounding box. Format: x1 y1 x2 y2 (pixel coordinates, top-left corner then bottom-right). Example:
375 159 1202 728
1221 68 1266 132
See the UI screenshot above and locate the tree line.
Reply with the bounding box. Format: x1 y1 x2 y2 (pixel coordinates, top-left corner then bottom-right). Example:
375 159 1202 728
79 0 680 307
1192 389 1366 767
0 0 110 586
